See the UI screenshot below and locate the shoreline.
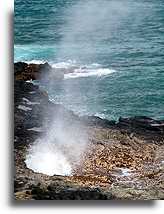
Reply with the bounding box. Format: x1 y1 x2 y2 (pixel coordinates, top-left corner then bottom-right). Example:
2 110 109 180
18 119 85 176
14 62 164 200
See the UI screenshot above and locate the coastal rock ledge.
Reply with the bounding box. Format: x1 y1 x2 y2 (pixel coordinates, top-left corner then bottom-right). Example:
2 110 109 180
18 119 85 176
14 62 64 81
14 62 164 200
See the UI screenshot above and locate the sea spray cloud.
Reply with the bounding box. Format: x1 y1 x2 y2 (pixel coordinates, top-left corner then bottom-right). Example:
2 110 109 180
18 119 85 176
57 0 132 62
25 0 146 176
25 1 128 176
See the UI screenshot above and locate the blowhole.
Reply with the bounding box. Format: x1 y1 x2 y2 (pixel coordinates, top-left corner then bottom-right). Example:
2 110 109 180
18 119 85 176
25 141 73 176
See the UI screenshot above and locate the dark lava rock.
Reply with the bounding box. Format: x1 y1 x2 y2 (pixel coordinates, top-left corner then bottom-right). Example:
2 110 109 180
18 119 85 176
117 116 164 135
14 62 28 76
14 62 65 81
14 61 52 81
31 184 114 200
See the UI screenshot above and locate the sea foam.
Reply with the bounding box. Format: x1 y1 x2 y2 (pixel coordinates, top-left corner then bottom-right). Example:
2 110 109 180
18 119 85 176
52 60 116 79
64 68 116 79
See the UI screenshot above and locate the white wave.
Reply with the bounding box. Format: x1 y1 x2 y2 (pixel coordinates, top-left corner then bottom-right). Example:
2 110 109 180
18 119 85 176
52 60 102 69
94 112 106 119
84 63 101 69
51 60 116 79
24 60 46 64
64 68 116 79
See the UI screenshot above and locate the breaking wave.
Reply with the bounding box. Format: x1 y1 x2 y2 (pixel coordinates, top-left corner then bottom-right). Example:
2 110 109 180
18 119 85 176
52 60 116 79
64 68 116 79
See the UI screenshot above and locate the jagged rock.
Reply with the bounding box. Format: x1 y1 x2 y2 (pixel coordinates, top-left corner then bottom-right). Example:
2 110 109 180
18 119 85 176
14 62 28 76
117 116 164 142
118 116 164 132
31 184 114 200
14 62 64 81
25 63 51 80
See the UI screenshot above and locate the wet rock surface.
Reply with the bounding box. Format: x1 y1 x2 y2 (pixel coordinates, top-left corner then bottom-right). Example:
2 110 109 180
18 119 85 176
14 63 164 200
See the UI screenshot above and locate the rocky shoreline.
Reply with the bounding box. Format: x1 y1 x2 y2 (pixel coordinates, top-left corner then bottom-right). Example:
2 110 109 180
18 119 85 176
14 62 164 200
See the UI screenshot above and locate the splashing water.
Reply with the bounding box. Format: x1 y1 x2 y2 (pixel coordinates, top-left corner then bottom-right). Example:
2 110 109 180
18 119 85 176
25 139 72 176
25 118 88 176
64 67 116 79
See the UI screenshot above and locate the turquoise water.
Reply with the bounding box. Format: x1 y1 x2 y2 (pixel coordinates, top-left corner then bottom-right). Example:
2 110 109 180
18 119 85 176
14 0 164 120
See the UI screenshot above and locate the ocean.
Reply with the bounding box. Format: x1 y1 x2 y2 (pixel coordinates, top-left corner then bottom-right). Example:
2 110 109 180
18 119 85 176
14 0 164 120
